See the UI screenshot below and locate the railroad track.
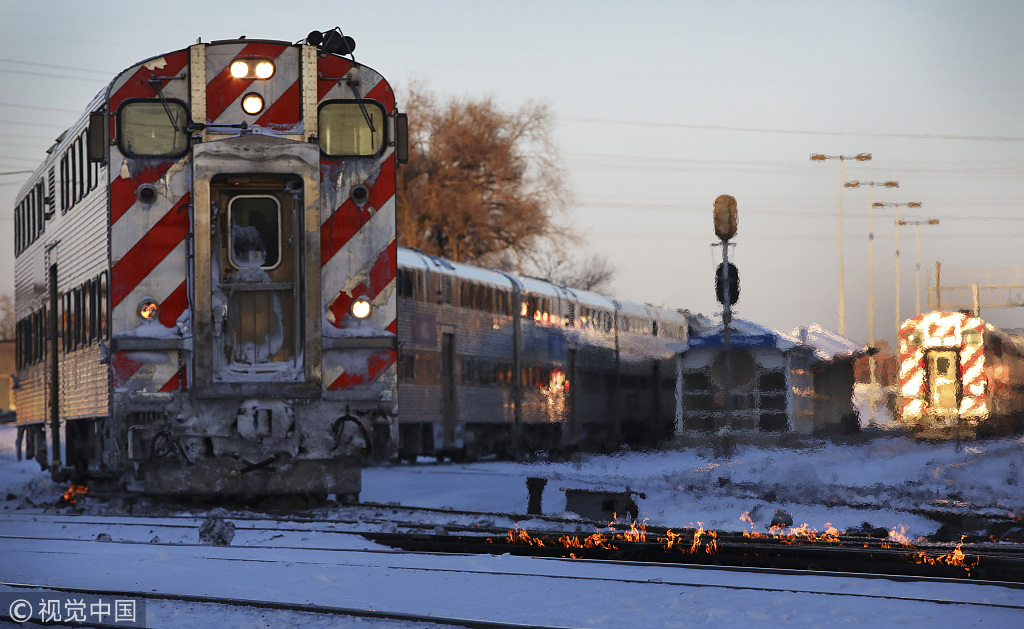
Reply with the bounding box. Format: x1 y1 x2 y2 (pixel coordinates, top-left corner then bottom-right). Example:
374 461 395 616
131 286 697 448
0 581 580 629
5 502 1024 582
4 529 1023 627
4 510 1024 585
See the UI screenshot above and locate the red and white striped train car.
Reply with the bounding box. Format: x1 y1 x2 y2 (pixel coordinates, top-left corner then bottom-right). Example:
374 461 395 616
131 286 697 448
12 30 406 498
898 310 1024 438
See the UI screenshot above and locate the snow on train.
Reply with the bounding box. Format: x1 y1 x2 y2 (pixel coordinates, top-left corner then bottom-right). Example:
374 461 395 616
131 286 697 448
898 310 1024 438
11 30 406 498
396 249 702 460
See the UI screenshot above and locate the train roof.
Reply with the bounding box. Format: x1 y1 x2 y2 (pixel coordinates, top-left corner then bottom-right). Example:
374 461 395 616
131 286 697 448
397 248 516 290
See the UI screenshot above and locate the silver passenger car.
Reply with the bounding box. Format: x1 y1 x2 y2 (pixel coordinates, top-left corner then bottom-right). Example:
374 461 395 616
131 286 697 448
396 248 696 459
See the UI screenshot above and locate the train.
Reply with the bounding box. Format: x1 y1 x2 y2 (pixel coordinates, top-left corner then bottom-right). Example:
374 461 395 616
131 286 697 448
898 310 1024 438
395 248 702 461
11 30 704 498
11 30 405 498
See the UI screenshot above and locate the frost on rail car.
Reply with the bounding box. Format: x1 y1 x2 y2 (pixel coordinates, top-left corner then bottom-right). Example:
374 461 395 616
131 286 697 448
11 29 407 498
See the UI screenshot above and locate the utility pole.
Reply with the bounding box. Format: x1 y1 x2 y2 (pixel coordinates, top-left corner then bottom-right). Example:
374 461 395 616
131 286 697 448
897 219 940 315
844 179 898 425
810 153 872 335
873 201 922 337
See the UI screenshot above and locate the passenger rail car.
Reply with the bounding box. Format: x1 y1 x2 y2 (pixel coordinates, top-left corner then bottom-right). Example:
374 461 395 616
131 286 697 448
12 30 406 497
899 311 1024 438
396 249 695 459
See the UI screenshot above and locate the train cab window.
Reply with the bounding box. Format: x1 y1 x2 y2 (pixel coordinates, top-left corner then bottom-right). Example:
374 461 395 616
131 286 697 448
118 100 189 158
318 101 386 156
228 195 281 270
962 330 982 347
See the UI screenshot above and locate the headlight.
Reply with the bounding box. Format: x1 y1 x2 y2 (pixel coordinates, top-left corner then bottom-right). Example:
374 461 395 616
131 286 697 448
139 299 159 321
241 93 264 115
229 59 275 79
254 61 275 79
230 61 250 78
351 297 372 319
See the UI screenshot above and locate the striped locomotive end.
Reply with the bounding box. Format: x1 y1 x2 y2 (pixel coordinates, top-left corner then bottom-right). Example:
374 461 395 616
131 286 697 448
958 319 988 419
316 54 397 392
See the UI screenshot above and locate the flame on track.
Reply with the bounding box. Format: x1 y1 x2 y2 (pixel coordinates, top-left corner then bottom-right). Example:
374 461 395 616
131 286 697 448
497 514 981 577
59 484 89 505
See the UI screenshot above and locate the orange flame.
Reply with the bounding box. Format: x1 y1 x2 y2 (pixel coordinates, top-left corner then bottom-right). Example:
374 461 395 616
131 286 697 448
884 524 914 548
60 484 88 505
902 536 979 576
690 523 718 554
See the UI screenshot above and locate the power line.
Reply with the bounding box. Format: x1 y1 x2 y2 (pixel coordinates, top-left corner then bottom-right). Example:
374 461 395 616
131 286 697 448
0 68 109 82
560 116 1024 143
0 57 115 76
0 101 85 115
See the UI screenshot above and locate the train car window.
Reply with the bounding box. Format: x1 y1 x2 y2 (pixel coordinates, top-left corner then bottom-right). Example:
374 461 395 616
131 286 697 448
74 287 84 349
88 279 98 343
118 100 190 158
61 292 70 353
398 352 415 382
14 200 22 256
962 330 982 347
318 101 386 157
99 272 108 340
397 268 415 298
69 137 79 207
76 135 86 202
35 182 45 236
228 195 281 270
441 276 453 304
41 306 47 362
59 153 70 213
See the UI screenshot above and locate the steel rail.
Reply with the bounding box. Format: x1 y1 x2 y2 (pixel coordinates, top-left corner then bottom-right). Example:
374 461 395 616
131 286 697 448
0 581 576 629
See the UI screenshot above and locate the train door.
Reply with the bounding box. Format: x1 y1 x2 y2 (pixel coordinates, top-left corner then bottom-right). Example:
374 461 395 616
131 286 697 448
208 176 302 381
926 349 960 415
192 136 321 397
441 332 456 448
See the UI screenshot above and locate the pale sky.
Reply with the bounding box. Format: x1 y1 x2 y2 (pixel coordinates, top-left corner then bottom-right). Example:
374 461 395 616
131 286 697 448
2 0 1023 347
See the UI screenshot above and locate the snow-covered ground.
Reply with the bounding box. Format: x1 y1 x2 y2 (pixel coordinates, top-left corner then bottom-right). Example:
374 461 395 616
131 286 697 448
2 423 1024 627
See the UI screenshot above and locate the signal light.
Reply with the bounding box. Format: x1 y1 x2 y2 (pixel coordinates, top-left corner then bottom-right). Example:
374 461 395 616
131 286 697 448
715 262 740 306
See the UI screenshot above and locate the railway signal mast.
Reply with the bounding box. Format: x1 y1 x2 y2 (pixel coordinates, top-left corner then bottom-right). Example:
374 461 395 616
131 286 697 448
713 195 738 452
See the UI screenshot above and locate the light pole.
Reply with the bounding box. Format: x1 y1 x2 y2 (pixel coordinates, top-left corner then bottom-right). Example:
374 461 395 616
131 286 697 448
845 179 898 426
897 218 940 315
810 153 872 335
873 201 923 337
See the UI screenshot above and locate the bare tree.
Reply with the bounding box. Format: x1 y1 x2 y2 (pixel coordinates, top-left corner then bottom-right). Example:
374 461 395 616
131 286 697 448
0 294 13 340
397 84 570 264
528 247 617 295
488 244 617 295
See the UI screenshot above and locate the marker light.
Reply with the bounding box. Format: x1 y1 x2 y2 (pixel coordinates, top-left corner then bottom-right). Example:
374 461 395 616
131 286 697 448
254 61 275 79
139 299 159 321
241 93 264 115
230 61 249 78
351 297 372 319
